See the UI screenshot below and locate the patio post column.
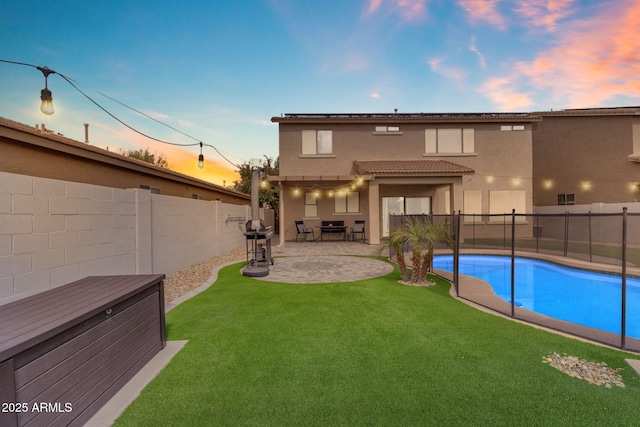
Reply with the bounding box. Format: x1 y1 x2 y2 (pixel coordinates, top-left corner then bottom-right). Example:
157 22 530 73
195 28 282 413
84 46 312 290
279 184 286 247
368 180 380 244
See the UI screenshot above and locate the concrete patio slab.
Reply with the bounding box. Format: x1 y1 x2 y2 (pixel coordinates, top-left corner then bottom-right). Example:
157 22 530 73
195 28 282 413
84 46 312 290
253 255 393 284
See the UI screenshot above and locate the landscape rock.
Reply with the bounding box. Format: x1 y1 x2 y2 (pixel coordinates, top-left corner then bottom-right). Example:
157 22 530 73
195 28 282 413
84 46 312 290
542 352 625 388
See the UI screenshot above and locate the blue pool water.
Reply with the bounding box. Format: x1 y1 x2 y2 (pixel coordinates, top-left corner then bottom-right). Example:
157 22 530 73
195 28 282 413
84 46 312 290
433 255 640 339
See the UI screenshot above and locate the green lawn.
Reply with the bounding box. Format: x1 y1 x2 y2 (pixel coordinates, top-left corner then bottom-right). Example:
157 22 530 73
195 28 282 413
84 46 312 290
115 260 640 426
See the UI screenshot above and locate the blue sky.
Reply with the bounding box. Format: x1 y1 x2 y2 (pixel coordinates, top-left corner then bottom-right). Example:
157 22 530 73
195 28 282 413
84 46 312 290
2 0 639 184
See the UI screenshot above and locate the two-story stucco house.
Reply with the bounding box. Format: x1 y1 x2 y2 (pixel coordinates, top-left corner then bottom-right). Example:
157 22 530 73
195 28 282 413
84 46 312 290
532 106 640 207
270 112 542 245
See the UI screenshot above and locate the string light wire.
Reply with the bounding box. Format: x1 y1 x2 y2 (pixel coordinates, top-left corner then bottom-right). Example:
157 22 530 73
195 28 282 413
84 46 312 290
0 59 242 168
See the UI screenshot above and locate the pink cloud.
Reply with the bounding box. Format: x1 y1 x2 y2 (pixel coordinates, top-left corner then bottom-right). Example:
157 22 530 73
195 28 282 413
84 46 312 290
458 0 506 30
483 0 640 109
363 0 427 22
515 0 576 31
397 0 427 21
365 0 384 15
518 0 640 106
480 77 533 110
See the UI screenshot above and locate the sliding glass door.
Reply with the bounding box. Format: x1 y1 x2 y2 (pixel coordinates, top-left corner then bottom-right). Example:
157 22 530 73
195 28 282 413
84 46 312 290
382 196 431 237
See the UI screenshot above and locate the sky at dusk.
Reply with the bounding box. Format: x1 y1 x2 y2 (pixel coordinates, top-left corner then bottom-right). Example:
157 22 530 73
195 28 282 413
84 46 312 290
1 0 639 185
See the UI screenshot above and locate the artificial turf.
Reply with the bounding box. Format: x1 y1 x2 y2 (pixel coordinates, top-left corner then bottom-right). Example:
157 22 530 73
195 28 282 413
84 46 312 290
115 259 640 426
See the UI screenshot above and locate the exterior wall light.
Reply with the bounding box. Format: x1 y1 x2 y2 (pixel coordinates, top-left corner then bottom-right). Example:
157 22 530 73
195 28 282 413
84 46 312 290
37 66 56 115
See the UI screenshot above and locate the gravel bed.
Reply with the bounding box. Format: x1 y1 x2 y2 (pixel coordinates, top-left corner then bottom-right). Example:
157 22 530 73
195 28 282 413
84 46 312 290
543 352 625 388
163 247 245 303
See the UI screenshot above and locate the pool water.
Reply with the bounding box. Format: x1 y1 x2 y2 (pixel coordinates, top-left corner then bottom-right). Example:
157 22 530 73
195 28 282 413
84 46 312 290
433 255 640 339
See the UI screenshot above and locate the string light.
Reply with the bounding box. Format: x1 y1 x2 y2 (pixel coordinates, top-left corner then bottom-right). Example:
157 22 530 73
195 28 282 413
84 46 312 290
0 59 243 171
289 176 366 197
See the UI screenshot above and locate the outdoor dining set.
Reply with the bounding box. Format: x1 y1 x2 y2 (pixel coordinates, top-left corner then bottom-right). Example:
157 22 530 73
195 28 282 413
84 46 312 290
295 220 366 242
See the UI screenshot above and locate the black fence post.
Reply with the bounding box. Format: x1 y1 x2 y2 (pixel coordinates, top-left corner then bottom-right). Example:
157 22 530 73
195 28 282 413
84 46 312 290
503 215 507 250
589 211 593 262
564 211 569 257
454 210 461 297
621 207 627 349
535 213 539 253
511 209 516 318
472 214 476 249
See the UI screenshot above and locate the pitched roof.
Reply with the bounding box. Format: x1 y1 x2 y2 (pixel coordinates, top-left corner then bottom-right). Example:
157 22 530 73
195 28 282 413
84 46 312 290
353 160 474 175
0 116 249 200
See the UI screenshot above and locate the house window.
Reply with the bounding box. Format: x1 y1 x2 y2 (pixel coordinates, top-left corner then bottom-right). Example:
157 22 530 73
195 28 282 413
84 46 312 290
374 125 401 133
489 190 526 222
302 130 332 155
425 128 475 154
335 191 359 213
304 192 318 217
501 125 526 131
140 185 160 194
557 193 575 205
463 191 482 223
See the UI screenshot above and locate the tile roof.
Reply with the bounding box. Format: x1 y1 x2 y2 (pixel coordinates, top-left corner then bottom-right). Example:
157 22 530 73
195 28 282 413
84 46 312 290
353 160 474 175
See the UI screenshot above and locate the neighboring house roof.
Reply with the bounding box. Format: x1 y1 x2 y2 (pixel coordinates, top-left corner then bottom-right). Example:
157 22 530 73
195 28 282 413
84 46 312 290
272 112 542 124
533 106 640 117
353 160 474 175
0 116 249 201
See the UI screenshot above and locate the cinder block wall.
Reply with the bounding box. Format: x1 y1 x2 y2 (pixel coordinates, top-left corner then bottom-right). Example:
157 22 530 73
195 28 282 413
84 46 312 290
0 171 248 305
150 194 249 276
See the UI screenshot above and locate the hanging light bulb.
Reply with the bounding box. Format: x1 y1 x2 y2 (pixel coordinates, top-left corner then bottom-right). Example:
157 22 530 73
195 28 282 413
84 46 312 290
37 66 56 115
197 142 205 169
40 88 54 115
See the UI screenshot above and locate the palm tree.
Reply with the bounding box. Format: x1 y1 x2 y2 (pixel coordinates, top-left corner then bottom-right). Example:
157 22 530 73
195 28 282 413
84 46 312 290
418 221 454 280
389 226 410 282
390 217 454 285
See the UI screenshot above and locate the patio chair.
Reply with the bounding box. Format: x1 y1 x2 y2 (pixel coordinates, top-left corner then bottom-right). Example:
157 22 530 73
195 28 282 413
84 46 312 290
351 220 366 242
295 220 315 242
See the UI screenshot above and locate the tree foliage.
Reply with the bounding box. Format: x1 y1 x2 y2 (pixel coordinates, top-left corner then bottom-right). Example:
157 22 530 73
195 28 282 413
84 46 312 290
389 217 454 285
119 148 169 169
234 156 279 210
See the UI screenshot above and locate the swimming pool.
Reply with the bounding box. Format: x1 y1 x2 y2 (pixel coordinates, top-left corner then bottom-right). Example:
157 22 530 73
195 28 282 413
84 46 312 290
433 255 640 339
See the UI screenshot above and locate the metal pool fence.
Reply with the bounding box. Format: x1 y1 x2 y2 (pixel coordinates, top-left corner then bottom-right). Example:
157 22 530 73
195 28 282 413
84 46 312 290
388 209 640 352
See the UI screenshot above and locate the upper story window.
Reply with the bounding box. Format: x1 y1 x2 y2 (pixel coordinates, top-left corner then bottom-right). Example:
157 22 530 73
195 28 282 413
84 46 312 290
374 125 401 134
424 128 475 154
501 125 525 131
302 130 333 155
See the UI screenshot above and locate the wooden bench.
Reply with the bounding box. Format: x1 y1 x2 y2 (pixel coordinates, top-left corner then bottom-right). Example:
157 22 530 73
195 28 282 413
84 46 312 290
320 220 347 241
0 274 166 427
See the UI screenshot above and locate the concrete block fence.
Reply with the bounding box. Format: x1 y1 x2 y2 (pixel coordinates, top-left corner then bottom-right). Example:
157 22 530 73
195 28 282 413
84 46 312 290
0 171 250 305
